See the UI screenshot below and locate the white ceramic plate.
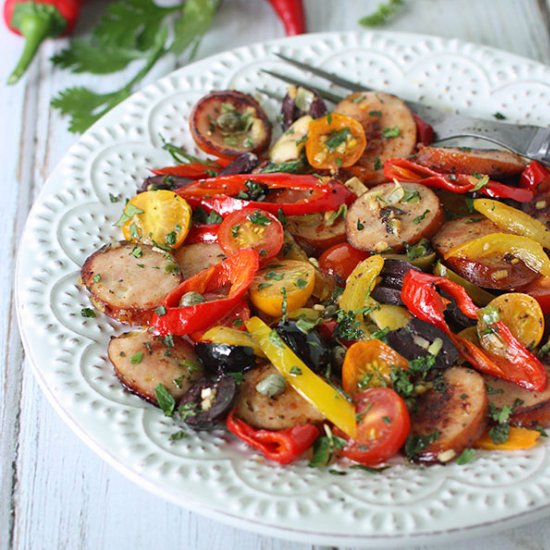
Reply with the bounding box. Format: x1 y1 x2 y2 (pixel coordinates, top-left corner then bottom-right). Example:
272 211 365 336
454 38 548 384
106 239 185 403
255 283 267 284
15 31 550 547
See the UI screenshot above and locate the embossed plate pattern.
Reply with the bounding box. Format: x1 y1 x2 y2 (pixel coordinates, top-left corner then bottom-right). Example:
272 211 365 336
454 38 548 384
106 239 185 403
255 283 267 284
15 32 550 547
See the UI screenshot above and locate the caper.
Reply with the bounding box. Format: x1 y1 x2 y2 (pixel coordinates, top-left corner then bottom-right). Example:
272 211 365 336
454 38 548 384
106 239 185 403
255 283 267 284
255 373 286 398
331 345 347 370
217 111 242 133
179 291 206 307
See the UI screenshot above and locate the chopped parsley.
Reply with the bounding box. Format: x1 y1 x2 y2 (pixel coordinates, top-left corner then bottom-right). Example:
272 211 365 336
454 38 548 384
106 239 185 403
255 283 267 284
456 448 476 465
231 224 240 238
248 211 271 226
155 384 176 417
493 112 506 120
81 307 96 318
109 193 121 203
309 427 347 468
154 305 167 316
114 203 144 227
289 366 302 376
130 352 143 364
92 274 102 283
382 126 400 138
413 209 430 224
325 127 351 151
404 432 440 460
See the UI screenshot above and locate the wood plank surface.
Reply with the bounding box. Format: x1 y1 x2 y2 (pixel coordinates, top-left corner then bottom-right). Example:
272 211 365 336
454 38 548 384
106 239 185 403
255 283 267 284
1 1 549 549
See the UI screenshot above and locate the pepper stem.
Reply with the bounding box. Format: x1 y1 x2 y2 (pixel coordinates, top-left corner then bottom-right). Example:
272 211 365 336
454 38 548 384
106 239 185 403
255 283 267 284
8 13 58 85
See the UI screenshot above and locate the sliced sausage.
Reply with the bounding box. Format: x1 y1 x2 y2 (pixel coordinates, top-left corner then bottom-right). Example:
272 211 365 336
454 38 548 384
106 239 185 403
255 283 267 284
432 216 539 290
410 367 488 464
286 212 346 251
108 330 203 405
234 364 324 430
522 192 550 229
174 242 226 280
81 242 183 325
335 92 417 185
414 146 527 178
190 90 271 159
346 182 443 252
484 368 550 428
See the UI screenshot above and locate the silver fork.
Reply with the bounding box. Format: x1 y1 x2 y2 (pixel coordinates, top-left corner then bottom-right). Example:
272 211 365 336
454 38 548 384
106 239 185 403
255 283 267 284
261 53 550 165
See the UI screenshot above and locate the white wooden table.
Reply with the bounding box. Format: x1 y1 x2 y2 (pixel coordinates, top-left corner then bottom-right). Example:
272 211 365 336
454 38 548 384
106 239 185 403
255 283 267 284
1 1 549 549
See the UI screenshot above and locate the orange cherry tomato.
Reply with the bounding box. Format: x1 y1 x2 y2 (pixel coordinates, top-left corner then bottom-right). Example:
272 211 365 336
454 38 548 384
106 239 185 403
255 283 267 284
318 243 370 283
342 340 409 395
338 387 411 466
306 113 367 170
218 208 283 261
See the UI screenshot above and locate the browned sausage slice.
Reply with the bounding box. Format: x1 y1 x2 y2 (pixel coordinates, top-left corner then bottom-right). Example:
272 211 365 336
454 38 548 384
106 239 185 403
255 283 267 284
432 217 539 290
410 367 488 464
108 330 203 405
414 146 527 178
286 213 346 251
81 242 183 325
174 242 226 280
335 92 417 185
234 364 324 430
346 182 443 252
484 368 550 428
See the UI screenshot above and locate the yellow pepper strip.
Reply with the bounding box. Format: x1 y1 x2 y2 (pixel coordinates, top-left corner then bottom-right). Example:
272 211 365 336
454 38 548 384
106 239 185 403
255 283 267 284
246 316 357 439
287 307 321 321
199 326 266 358
366 299 412 331
474 198 550 250
339 255 385 312
474 427 540 451
445 233 550 277
433 261 494 306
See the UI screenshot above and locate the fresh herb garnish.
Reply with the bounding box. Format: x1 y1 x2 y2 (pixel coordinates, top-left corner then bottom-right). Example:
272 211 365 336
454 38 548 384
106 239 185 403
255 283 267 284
456 448 476 465
382 126 401 138
309 427 347 468
494 112 506 120
471 174 490 192
248 211 271 226
359 0 404 27
52 0 222 133
231 224 240 238
81 307 96 318
130 352 144 364
404 432 440 460
325 127 351 151
413 209 430 224
114 203 144 227
155 383 176 417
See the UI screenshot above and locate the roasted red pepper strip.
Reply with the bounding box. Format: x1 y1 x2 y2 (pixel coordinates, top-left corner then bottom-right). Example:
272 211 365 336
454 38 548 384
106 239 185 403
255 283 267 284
401 270 547 391
266 0 305 35
411 112 434 146
153 162 221 179
189 299 250 341
185 223 220 244
151 248 259 336
178 173 356 216
5 0 81 84
520 161 550 193
226 408 320 464
384 158 534 203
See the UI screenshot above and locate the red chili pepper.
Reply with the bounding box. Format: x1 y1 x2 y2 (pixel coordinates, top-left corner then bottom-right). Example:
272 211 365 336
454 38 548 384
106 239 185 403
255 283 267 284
520 161 550 193
226 408 320 464
411 112 434 146
151 248 259 336
185 223 220 244
153 162 221 179
5 0 81 85
384 158 534 203
266 0 305 35
178 173 356 216
401 270 547 391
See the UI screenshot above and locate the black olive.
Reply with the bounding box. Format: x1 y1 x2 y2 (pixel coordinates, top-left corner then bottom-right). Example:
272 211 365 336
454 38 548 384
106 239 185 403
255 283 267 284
441 290 476 331
275 320 331 374
218 152 259 176
386 318 459 370
178 375 236 430
195 342 256 374
138 175 192 193
371 285 403 305
281 86 327 130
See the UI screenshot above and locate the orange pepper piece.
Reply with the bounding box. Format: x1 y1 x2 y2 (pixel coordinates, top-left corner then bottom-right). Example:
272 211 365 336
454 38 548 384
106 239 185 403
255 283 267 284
474 426 541 451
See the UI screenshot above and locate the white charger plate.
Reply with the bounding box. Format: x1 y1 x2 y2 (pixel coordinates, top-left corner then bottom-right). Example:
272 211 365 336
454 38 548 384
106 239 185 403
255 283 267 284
15 31 550 547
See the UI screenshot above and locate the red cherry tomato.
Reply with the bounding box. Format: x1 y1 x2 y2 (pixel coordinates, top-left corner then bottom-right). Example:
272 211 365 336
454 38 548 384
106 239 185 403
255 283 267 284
519 276 550 314
318 243 369 283
218 208 284 261
339 387 411 466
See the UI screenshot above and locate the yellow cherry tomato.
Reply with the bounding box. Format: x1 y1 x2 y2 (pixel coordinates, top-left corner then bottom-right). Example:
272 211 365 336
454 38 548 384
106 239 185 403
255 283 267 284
249 260 315 317
477 293 544 354
306 113 367 170
119 190 192 249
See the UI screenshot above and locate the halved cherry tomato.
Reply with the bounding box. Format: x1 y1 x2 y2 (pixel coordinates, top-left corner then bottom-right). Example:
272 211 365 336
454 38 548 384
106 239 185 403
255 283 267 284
306 113 367 170
519 276 550 314
318 243 370 283
477 293 544 352
185 223 219 244
342 340 409 395
119 190 191 249
249 260 315 317
218 208 283 261
338 387 411 466
190 90 272 159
